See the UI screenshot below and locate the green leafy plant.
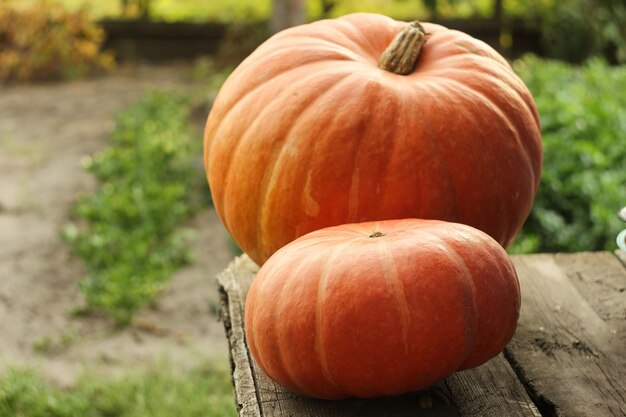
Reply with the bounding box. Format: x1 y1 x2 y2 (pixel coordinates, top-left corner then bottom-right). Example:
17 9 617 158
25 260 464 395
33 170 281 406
0 363 236 417
32 331 78 354
511 55 626 253
0 1 115 83
540 0 626 64
64 91 207 324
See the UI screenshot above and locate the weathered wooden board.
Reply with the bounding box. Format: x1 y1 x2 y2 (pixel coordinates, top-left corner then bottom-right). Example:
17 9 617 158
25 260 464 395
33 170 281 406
218 255 541 417
507 252 626 417
218 256 261 416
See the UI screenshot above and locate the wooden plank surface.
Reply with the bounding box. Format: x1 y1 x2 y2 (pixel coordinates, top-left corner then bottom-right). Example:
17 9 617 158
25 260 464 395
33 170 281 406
218 255 541 417
507 252 626 417
218 256 261 417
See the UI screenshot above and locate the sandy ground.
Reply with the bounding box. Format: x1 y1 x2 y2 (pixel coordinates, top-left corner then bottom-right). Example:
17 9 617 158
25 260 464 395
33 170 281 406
0 64 234 385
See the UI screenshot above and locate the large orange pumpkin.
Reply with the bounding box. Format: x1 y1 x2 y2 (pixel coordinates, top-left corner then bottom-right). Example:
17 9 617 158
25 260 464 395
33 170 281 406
245 219 521 399
205 13 542 265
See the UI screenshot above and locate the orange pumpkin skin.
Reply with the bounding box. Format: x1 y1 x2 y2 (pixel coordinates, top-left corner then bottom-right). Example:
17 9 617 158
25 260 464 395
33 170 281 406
245 219 521 399
205 13 542 265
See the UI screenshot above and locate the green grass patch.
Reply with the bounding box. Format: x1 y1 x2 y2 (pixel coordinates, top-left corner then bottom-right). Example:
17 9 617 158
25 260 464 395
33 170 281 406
63 91 209 325
511 55 626 253
0 364 236 417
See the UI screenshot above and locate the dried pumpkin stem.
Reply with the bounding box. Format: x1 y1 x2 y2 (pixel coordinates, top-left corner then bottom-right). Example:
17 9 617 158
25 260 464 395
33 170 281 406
379 20 428 75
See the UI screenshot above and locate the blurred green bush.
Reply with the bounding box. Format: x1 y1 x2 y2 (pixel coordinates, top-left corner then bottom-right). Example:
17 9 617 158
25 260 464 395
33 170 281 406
64 91 207 325
540 0 626 64
0 2 115 83
510 55 626 254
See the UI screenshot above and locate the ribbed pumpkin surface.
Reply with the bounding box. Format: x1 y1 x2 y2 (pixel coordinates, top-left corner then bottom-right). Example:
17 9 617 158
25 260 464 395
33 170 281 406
245 219 521 399
205 13 542 265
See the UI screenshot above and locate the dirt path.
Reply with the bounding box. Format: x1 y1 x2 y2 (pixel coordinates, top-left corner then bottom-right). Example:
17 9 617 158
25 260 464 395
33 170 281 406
0 64 234 385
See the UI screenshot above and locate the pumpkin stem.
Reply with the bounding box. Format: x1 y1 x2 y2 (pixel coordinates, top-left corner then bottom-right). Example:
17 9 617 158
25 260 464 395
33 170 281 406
369 231 385 238
379 20 428 75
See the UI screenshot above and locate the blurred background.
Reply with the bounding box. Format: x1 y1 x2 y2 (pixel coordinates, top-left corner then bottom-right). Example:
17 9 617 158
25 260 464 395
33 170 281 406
0 1 624 416
3 0 626 68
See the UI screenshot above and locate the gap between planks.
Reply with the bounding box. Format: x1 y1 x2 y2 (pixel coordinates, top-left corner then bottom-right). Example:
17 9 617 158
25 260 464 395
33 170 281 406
506 252 626 417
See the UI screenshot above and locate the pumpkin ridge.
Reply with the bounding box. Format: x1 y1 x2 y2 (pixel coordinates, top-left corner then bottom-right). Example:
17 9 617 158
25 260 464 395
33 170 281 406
344 78 403 224
445 68 537 153
361 84 402 221
337 16 385 60
423 27 511 68
256 71 356 257
208 55 354 147
414 228 480 362
459 67 542 186
344 81 381 223
372 89 423 221
424 45 508 68
210 97 271 237
434 59 541 137
308 19 379 62
443 73 538 191
206 56 290 127
217 69 354 257
378 238 411 358
302 170 320 220
245 258 282 379
270 34 373 64
285 235 352 253
419 77 514 244
435 225 519 370
451 231 520 370
272 257 323 395
346 168 361 221
427 74 537 243
207 62 300 222
407 81 461 221
314 242 353 393
430 53 541 144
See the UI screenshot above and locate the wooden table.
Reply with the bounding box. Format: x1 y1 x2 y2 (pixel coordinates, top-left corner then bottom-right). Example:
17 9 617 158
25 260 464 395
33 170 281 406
218 251 626 417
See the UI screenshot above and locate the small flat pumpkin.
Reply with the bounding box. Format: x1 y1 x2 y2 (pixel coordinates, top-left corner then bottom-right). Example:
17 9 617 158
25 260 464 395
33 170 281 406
245 219 521 399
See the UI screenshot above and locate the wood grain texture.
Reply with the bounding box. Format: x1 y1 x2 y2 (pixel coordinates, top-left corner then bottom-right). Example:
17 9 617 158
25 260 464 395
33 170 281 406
508 253 626 417
445 355 541 417
218 255 540 417
217 256 261 417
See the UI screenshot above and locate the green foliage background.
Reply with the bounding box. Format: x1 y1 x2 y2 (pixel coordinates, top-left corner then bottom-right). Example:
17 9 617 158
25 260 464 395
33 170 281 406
511 55 626 253
63 92 208 324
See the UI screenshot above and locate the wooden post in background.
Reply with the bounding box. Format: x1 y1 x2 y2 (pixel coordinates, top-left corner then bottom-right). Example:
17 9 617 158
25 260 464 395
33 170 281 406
270 0 306 34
